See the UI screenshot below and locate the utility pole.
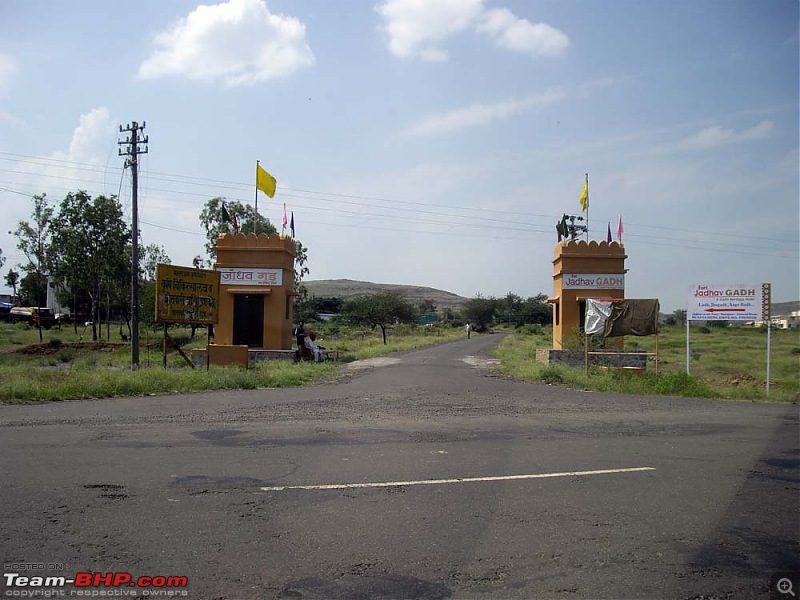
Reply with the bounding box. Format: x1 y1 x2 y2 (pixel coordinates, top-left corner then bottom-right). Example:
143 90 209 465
118 121 148 370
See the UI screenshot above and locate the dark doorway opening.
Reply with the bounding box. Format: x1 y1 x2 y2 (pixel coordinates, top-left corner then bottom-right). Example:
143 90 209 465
233 294 264 347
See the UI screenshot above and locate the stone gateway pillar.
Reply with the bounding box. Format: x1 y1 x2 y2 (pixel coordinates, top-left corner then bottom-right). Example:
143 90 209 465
214 233 297 351
549 240 627 349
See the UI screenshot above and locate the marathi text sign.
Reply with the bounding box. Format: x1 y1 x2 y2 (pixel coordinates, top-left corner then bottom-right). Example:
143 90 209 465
218 268 283 286
562 273 625 290
687 283 767 321
156 264 220 325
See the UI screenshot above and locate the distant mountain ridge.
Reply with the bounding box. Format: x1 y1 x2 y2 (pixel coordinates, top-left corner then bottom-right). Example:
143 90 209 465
301 280 798 317
301 279 468 310
772 301 799 317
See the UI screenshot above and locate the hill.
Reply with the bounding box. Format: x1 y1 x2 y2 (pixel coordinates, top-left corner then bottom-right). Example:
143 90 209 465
301 279 469 310
772 301 799 317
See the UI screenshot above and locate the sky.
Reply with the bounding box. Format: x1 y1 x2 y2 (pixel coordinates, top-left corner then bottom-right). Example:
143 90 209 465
0 0 797 313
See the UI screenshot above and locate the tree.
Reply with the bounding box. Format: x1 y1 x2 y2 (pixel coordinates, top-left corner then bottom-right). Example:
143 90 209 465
0 247 5 271
497 292 523 325
418 299 437 314
342 292 417 344
11 194 54 341
293 286 319 324
518 293 552 326
18 272 46 308
4 269 20 301
141 244 171 282
199 197 277 261
199 197 311 289
461 295 498 332
50 191 130 341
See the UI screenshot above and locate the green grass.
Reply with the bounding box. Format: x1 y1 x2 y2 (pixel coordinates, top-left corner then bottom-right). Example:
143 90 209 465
3 321 796 404
0 321 465 404
495 325 800 403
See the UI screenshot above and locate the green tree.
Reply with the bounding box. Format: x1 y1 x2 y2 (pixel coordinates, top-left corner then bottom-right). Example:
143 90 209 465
418 299 437 314
11 193 54 341
342 292 417 344
18 272 46 308
519 293 552 325
199 197 310 289
461 295 498 332
497 292 523 325
199 197 277 260
50 191 131 341
4 269 20 300
141 243 171 282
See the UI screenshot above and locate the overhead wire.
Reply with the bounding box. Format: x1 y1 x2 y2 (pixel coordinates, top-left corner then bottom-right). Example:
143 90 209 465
0 152 797 261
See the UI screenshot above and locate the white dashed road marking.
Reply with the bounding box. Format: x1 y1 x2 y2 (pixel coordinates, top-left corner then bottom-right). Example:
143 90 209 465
260 467 655 492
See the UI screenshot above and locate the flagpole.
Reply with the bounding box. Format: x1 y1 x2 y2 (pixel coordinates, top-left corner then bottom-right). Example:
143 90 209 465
254 160 259 234
585 172 589 241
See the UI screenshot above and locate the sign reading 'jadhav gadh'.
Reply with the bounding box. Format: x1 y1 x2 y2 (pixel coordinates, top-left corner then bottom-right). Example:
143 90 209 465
155 264 220 325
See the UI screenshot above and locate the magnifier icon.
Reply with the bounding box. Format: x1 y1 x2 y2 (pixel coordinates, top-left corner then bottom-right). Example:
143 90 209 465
778 578 796 597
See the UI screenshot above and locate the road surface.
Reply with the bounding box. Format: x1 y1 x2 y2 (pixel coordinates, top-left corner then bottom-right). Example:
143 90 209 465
1 333 798 599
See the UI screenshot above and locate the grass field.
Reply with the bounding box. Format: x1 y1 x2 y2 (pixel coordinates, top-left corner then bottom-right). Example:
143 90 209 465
495 325 799 403
2 321 796 404
0 321 464 404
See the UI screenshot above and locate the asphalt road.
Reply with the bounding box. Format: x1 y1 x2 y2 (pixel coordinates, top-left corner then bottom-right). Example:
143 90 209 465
1 333 798 600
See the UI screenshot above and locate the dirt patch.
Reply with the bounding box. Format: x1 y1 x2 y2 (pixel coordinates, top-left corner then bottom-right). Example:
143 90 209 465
345 357 402 370
8 342 125 356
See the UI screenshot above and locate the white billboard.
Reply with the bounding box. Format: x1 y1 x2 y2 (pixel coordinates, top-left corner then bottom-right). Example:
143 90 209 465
687 284 764 321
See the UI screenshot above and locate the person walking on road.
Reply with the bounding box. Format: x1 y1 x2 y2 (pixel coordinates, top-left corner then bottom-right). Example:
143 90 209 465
465 322 471 339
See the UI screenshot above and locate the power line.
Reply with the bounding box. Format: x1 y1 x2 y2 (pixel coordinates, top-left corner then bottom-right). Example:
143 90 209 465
0 152 797 257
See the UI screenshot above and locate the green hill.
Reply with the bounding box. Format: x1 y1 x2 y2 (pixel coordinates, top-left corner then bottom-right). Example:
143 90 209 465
301 279 468 310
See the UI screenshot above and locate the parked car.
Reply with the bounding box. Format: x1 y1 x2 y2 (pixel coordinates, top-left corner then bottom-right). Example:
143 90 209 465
0 302 12 321
8 306 56 328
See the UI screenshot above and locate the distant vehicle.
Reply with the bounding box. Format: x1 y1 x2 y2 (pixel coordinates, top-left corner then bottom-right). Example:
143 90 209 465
0 302 12 321
8 306 56 328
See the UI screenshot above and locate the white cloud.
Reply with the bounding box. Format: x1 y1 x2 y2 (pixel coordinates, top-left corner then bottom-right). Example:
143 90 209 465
476 8 569 57
680 119 773 149
375 0 484 61
402 89 565 137
51 107 116 165
375 0 568 61
138 0 314 86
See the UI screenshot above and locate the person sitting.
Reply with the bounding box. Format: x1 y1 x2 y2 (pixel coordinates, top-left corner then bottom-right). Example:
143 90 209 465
304 331 325 362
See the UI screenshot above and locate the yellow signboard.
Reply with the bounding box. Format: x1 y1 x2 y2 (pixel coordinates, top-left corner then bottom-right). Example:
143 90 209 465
155 264 220 325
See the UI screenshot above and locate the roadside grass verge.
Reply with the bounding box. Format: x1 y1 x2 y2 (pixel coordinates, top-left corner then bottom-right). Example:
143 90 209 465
496 326 799 403
0 322 465 403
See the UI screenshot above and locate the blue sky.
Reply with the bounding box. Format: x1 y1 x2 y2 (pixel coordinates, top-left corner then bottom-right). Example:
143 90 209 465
0 0 797 312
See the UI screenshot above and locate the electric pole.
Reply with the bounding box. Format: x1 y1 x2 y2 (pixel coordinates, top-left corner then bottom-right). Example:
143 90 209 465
119 121 148 370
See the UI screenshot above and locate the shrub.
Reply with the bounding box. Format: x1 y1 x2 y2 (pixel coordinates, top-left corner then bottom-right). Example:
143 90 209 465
58 351 75 363
517 324 543 336
538 366 564 385
48 338 63 348
653 372 713 397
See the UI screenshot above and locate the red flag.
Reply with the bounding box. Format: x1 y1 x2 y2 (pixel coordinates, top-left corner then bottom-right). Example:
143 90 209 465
282 203 288 231
616 214 624 243
232 211 239 234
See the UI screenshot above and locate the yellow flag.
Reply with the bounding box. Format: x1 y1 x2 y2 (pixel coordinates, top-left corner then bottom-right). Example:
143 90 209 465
256 163 276 198
579 179 588 211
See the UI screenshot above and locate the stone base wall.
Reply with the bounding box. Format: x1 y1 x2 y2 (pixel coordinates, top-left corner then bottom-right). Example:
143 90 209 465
536 349 647 370
191 348 297 368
